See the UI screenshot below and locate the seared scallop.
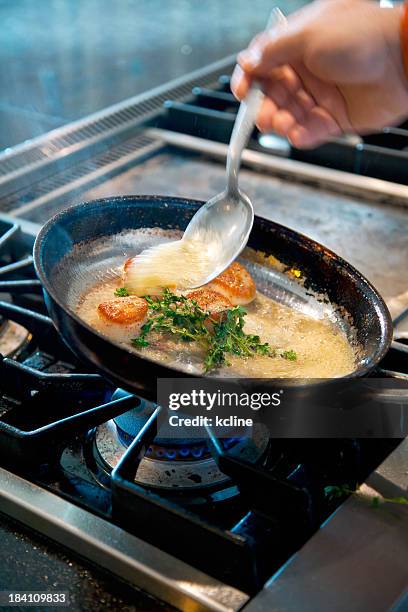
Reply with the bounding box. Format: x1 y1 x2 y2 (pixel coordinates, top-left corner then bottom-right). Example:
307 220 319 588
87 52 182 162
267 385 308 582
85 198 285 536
205 262 256 305
97 296 148 342
187 288 232 322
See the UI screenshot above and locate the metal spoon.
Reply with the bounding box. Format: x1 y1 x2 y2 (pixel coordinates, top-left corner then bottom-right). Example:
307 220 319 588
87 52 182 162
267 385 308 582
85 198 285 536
182 7 288 286
123 8 287 295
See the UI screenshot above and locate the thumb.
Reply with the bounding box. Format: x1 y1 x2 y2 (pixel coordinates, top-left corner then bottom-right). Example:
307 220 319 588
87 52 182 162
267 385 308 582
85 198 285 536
238 28 305 77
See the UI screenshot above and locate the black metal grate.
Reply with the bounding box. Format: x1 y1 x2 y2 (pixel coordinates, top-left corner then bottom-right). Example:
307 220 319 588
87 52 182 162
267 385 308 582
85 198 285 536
0 216 406 592
161 80 408 185
0 218 124 467
110 406 378 593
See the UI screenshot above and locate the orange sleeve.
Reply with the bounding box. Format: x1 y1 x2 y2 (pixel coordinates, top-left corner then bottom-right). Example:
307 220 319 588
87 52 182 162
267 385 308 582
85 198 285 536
401 2 408 79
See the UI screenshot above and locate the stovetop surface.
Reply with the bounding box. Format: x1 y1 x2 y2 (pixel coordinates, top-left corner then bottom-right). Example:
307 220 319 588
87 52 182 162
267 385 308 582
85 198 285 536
0 59 407 611
0 172 407 609
0 512 174 612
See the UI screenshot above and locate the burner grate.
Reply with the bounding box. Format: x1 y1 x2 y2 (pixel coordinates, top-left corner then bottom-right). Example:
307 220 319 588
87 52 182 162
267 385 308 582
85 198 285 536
0 214 407 597
110 406 367 592
160 78 408 185
0 220 133 469
111 406 264 593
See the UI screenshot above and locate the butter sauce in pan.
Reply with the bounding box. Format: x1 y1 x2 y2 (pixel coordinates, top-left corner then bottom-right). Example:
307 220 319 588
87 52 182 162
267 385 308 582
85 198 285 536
76 231 356 378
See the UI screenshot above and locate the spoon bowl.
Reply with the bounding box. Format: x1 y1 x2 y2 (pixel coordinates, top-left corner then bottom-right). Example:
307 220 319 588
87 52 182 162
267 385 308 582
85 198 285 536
182 187 254 285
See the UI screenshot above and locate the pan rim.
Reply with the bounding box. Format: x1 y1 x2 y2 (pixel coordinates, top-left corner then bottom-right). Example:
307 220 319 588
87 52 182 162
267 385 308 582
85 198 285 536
33 195 393 381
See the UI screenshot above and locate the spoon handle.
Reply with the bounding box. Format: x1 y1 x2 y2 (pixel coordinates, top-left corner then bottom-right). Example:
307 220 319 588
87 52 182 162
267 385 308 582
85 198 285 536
226 7 287 196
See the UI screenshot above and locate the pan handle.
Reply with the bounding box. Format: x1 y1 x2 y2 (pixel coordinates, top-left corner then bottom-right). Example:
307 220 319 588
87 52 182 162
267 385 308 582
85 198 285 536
371 387 408 404
371 331 408 403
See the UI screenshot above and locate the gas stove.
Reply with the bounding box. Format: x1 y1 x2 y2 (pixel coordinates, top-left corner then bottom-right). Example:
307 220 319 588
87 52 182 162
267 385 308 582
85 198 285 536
0 213 407 611
0 56 407 611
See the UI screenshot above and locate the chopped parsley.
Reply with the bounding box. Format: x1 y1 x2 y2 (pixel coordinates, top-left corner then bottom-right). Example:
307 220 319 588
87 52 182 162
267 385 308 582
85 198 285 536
130 288 297 373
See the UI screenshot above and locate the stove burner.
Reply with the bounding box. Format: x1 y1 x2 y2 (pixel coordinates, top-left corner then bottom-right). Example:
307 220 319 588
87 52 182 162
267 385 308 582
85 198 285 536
0 318 31 358
147 441 212 461
112 397 247 463
93 414 269 491
146 437 241 461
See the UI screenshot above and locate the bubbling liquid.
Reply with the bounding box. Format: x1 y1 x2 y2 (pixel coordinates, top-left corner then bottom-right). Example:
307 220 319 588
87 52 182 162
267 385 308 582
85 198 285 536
77 277 356 378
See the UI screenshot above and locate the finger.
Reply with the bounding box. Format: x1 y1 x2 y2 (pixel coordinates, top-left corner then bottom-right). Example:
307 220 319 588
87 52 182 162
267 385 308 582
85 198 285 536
238 27 305 77
259 66 316 123
237 32 269 72
257 101 297 140
230 65 252 100
295 63 353 131
262 83 310 124
288 125 327 149
262 79 289 108
296 88 316 113
256 96 279 132
288 106 341 148
256 83 315 135
267 65 303 94
272 109 297 136
233 63 302 103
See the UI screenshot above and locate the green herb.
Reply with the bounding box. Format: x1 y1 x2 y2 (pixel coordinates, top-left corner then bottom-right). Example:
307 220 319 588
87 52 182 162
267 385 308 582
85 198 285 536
114 287 129 297
324 484 354 500
131 289 297 372
204 306 272 372
281 349 297 361
132 290 209 350
372 495 408 507
324 484 408 508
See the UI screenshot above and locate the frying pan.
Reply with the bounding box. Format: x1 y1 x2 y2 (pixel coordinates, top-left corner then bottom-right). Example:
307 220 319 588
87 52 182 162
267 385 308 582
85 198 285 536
33 195 392 398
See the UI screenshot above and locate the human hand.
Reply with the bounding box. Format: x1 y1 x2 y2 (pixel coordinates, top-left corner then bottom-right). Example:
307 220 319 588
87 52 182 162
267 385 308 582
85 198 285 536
231 0 408 148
